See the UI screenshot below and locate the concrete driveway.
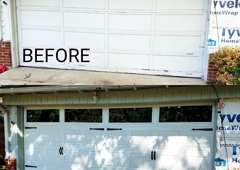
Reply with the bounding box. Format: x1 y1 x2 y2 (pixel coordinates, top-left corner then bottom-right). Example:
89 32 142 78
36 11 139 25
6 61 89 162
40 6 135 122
0 67 206 85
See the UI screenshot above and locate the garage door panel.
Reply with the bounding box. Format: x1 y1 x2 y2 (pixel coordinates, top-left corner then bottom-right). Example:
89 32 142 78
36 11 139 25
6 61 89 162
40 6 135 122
26 164 61 170
64 32 105 49
130 154 153 170
183 147 210 157
64 151 82 163
129 133 157 147
85 130 105 144
43 150 59 162
182 157 209 170
64 12 105 29
108 131 126 145
109 0 152 10
155 155 179 169
20 0 60 7
156 0 205 10
155 15 203 32
107 152 129 166
108 53 149 69
187 132 211 147
109 14 151 31
152 55 199 72
21 30 61 46
63 143 84 152
64 129 84 143
20 10 61 27
18 0 207 77
66 51 105 67
19 47 67 67
25 129 42 141
25 148 41 162
44 129 59 141
109 34 151 51
63 0 105 9
155 146 181 156
154 36 201 52
25 141 61 151
106 167 126 170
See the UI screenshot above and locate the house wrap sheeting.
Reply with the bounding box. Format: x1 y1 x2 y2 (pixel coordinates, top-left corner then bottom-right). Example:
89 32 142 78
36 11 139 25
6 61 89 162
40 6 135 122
215 99 240 169
208 0 240 52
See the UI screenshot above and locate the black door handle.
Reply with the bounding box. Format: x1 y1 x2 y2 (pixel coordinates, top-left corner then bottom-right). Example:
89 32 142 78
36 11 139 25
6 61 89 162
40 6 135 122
151 151 153 160
153 151 156 160
59 147 63 155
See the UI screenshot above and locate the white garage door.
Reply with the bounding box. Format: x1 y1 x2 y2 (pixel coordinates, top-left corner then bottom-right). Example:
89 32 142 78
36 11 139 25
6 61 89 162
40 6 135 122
17 0 209 77
24 106 214 170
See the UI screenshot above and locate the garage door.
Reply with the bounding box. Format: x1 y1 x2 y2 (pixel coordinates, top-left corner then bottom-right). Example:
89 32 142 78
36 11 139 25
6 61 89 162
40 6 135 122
17 0 209 77
24 106 214 170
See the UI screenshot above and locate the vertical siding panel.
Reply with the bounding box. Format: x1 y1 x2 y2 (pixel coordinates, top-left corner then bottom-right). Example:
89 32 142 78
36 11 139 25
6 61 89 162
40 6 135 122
126 93 134 103
135 93 143 103
36 95 43 105
2 86 240 106
192 90 201 100
48 94 57 105
41 94 48 105
211 86 223 99
237 87 240 97
98 92 107 104
66 94 73 104
154 92 162 102
230 87 238 98
162 92 173 101
108 92 117 104
30 95 37 105
57 94 67 105
143 91 154 102
201 89 210 99
186 91 192 100
117 94 126 103
70 93 81 105
87 92 94 104
79 93 86 104
172 91 180 101
224 88 231 98
180 91 187 100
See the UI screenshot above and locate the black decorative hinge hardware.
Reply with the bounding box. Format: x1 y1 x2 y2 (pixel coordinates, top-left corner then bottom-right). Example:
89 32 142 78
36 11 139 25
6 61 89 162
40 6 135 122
90 128 104 131
192 128 213 131
107 128 122 131
25 165 37 168
59 147 63 155
25 127 37 129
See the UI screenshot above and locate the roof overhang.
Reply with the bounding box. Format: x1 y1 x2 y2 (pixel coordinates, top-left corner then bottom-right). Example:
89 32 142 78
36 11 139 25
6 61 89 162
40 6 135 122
0 85 164 95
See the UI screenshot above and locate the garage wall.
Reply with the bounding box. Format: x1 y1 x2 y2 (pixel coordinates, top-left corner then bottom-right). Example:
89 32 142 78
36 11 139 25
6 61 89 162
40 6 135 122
0 114 5 158
1 0 11 41
0 42 12 68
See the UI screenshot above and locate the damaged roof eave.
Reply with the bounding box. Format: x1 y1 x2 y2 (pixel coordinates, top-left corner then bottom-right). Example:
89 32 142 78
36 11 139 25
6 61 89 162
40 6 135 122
0 85 162 95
